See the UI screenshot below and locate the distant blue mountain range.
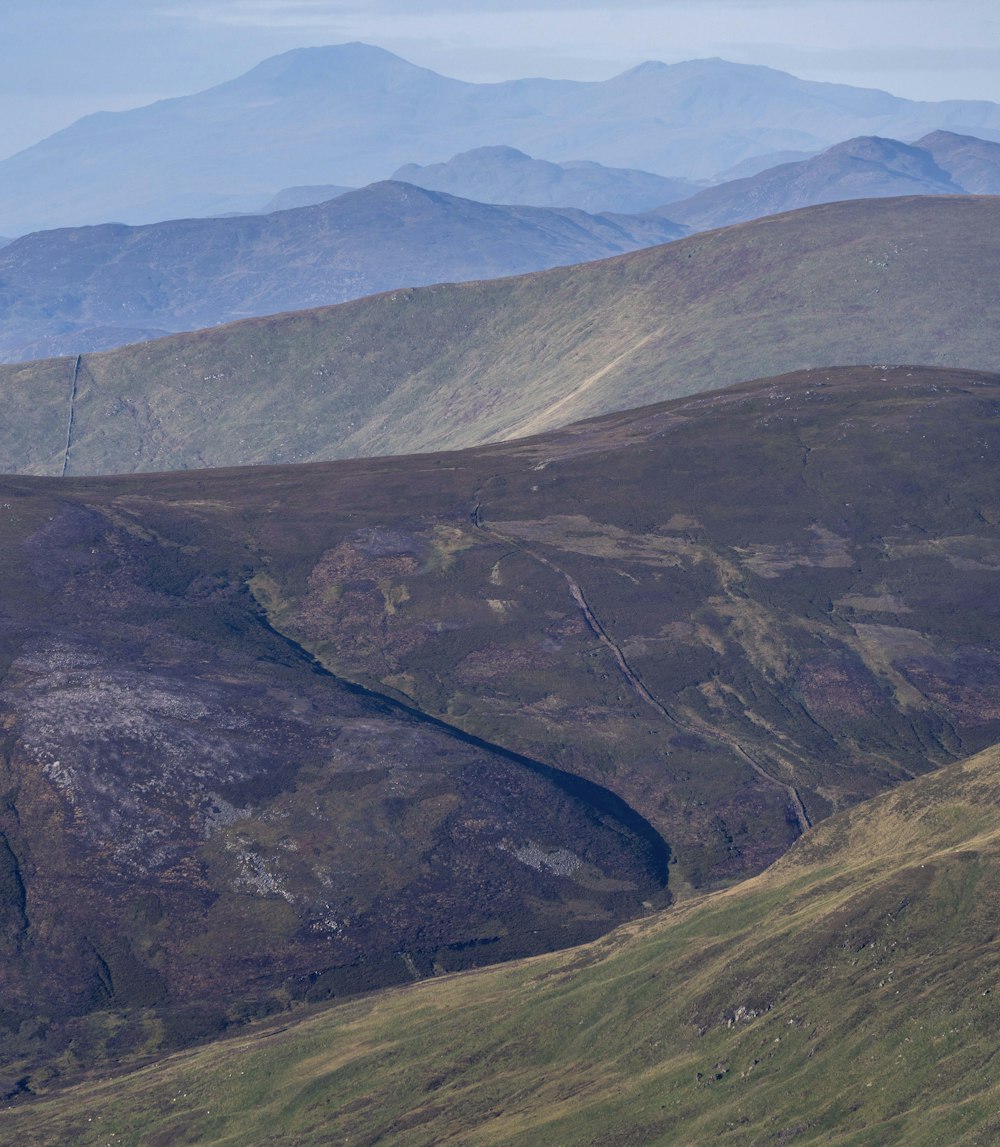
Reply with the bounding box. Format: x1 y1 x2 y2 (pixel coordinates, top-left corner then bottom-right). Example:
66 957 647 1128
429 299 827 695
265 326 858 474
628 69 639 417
1 42 999 235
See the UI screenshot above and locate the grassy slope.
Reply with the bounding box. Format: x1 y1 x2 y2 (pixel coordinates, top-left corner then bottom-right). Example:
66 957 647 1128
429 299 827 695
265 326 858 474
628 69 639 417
10 739 1000 1146
0 195 998 475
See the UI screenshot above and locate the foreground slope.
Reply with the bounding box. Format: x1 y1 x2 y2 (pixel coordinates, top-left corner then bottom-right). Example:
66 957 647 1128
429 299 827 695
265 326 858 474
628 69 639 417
4 43 1000 234
3 195 1000 476
0 366 996 1094
0 182 683 363
10 740 1000 1145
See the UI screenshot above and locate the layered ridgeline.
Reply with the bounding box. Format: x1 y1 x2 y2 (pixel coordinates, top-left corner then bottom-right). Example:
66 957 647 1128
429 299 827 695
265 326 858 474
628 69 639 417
0 181 683 363
662 130 1000 231
7 133 999 366
0 365 997 1093
3 43 1000 234
391 145 703 213
395 131 1000 228
2 195 999 476
12 739 1000 1145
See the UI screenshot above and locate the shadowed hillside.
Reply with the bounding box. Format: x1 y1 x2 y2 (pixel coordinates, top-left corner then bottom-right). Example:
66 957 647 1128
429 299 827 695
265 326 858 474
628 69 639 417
918 129 1000 193
0 365 996 1095
2 195 999 476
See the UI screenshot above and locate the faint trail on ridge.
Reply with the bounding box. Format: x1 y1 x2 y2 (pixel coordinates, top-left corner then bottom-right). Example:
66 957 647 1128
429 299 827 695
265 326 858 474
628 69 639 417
498 331 657 442
60 355 82 478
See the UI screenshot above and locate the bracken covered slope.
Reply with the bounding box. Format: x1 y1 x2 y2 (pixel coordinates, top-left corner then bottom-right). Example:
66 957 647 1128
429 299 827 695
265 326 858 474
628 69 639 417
0 196 998 475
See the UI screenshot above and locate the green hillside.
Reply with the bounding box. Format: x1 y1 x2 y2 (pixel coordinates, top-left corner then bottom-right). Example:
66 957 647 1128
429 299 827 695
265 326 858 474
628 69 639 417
1 195 998 475
9 738 1000 1145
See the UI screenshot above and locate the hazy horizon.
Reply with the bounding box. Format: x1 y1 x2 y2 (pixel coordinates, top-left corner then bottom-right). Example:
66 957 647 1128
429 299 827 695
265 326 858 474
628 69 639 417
3 0 998 162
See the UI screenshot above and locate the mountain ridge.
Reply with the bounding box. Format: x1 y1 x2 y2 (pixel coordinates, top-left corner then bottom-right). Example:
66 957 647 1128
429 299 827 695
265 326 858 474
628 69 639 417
3 43 1000 233
662 130 998 230
392 145 702 213
0 180 684 363
0 195 997 477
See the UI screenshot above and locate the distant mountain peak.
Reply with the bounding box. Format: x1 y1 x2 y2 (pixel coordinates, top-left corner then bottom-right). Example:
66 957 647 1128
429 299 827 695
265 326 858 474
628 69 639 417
620 60 670 76
461 145 533 161
916 129 970 145
349 178 442 202
252 41 414 69
618 56 735 78
664 130 975 231
228 41 448 93
824 134 922 160
389 147 700 214
915 128 997 149
821 134 962 184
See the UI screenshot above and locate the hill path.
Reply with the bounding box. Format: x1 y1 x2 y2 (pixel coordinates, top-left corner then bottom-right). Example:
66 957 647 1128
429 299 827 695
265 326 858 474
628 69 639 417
498 331 658 442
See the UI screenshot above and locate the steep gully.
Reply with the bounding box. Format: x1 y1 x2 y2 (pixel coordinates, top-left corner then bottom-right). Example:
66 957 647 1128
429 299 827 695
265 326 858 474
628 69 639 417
253 604 673 888
59 355 81 478
471 498 813 835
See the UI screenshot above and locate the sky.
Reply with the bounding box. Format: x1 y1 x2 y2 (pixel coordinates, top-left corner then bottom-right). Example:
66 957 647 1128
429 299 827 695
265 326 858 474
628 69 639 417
3 0 999 160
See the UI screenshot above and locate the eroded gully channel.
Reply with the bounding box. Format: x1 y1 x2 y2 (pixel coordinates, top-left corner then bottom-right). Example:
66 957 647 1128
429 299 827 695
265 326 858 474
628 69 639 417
471 501 813 836
254 606 673 890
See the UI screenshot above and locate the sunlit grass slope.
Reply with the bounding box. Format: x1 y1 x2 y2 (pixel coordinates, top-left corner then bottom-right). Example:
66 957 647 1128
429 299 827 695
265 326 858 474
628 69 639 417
1 195 998 475
12 741 1000 1146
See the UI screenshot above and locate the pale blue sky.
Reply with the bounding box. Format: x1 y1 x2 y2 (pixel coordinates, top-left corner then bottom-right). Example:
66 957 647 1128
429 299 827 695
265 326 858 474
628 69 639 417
3 0 998 160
